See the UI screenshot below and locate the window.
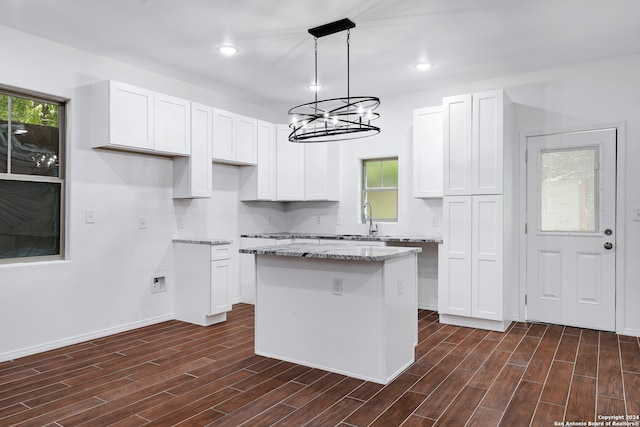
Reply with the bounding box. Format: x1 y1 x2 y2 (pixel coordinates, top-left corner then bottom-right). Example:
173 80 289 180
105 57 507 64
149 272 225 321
0 88 65 262
362 157 398 222
540 148 597 232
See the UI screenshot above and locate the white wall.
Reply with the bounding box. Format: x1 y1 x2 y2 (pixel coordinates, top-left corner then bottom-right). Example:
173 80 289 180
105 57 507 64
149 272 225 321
0 25 273 361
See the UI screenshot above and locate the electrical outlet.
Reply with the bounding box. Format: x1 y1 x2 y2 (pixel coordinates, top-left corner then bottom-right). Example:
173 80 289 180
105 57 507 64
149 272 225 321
177 218 184 229
267 216 272 225
139 216 148 229
85 209 95 224
332 277 343 296
151 276 166 293
398 277 404 295
316 216 322 224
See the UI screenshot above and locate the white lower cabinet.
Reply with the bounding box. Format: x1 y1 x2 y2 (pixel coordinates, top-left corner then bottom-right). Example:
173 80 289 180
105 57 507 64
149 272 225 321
174 242 231 326
439 195 511 331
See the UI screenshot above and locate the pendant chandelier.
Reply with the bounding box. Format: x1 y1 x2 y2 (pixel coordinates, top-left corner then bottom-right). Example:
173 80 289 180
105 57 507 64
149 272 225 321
288 18 380 143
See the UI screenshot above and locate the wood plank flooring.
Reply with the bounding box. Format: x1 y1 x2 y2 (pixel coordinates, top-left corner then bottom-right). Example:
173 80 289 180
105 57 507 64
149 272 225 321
1 303 639 426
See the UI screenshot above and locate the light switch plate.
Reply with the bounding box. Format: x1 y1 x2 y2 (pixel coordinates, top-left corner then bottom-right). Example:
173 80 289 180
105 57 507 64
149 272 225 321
139 216 148 229
634 208 640 221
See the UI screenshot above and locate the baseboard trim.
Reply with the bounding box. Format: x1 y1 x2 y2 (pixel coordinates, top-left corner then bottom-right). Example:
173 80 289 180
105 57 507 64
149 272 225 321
622 327 640 338
0 313 174 363
418 303 437 311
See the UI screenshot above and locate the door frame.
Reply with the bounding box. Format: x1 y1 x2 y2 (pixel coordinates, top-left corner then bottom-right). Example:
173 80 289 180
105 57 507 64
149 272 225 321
518 122 627 334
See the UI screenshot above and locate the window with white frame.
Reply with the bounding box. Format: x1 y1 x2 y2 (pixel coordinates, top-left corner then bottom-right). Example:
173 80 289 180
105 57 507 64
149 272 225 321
362 157 398 222
0 88 65 262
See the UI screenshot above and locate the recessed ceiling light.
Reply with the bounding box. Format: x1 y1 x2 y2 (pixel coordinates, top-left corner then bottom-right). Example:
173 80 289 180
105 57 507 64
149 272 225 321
415 62 433 71
307 84 322 91
218 45 239 56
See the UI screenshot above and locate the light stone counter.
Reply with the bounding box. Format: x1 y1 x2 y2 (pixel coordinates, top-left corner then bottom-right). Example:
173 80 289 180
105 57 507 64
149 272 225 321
239 242 421 262
240 232 442 244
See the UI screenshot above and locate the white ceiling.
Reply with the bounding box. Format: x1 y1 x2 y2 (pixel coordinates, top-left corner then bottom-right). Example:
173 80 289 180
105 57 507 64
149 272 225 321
1 0 640 113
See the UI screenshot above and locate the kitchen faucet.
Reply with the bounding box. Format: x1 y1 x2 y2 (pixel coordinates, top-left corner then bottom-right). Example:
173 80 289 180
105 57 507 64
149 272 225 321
363 201 379 236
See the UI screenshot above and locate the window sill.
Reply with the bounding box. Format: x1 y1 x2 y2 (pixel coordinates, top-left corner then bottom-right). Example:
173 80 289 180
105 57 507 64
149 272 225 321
0 259 70 269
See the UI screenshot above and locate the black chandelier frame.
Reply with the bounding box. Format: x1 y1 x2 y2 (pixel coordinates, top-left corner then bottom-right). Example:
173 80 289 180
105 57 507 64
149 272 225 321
288 18 380 143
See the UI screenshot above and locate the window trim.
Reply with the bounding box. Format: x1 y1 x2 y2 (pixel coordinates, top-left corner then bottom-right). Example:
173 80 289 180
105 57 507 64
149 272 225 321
361 156 399 223
0 86 67 264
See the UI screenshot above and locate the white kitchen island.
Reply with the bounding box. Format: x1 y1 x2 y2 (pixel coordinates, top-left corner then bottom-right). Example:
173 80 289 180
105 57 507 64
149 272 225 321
239 243 421 384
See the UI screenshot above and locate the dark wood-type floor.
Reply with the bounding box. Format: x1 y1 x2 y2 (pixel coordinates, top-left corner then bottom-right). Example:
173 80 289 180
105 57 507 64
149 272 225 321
1 304 639 427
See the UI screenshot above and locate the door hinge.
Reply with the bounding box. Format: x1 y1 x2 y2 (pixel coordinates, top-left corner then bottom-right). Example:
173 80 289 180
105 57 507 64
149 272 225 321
525 223 528 234
525 295 528 305
525 150 528 162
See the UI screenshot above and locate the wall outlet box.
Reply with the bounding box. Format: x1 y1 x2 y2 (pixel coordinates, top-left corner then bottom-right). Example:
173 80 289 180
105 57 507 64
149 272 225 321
151 276 166 293
85 209 95 224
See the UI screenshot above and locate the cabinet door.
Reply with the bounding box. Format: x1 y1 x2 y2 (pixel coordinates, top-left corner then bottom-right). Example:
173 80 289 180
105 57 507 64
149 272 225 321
154 93 190 155
210 259 231 315
109 81 154 150
471 195 503 320
439 196 472 316
173 103 212 198
276 124 304 200
256 120 276 200
235 114 258 165
304 143 339 200
212 108 235 161
472 90 504 194
443 94 472 195
413 106 443 198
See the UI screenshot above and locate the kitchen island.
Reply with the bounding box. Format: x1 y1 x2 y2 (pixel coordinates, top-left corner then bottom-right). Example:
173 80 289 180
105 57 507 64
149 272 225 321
240 243 421 384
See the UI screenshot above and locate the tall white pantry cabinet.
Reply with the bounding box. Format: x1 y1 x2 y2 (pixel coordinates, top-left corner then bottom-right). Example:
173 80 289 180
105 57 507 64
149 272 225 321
438 89 518 331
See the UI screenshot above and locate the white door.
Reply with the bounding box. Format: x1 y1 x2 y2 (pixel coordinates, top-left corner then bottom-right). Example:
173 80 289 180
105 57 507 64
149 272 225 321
526 129 616 331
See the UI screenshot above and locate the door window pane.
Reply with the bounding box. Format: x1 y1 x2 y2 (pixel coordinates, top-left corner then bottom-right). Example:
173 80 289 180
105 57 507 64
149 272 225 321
0 180 61 259
540 148 597 232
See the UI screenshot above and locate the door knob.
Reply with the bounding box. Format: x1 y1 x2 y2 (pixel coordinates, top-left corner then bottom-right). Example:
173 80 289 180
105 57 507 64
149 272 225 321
604 242 613 250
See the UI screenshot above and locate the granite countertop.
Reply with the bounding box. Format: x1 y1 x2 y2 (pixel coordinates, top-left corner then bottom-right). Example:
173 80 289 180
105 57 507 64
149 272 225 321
240 232 442 244
173 238 233 245
239 243 422 262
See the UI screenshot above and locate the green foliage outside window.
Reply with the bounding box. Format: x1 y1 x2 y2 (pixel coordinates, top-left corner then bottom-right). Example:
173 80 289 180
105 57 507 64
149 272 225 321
0 94 59 127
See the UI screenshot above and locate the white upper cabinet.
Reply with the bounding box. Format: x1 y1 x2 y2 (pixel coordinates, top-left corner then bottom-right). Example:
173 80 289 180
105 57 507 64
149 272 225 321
304 142 339 201
413 106 443 198
212 109 234 160
240 120 276 201
235 114 258 164
212 108 257 165
173 102 213 199
443 94 472 195
93 80 154 152
443 90 509 196
92 80 190 156
472 91 504 194
275 124 305 201
154 93 191 155
271 124 339 201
